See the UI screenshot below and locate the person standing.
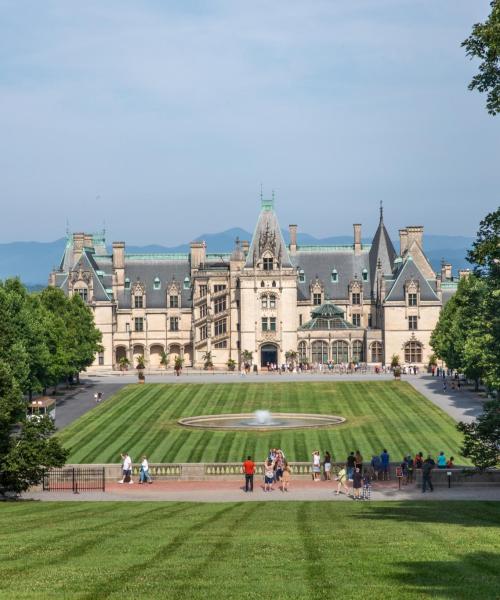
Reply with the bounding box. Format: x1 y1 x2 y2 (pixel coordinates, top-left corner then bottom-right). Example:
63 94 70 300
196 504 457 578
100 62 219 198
264 458 275 492
281 461 291 492
243 455 255 492
422 457 435 493
346 452 356 480
312 451 321 481
406 455 414 484
380 449 390 480
370 454 381 480
119 452 133 484
352 468 362 500
354 450 363 473
323 451 332 481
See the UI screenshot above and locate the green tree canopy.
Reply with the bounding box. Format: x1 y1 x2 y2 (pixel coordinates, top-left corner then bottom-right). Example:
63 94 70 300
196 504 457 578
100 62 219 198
463 0 500 115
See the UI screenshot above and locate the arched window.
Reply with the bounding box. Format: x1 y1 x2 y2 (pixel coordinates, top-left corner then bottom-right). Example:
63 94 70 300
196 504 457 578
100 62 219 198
370 341 383 363
405 341 422 363
183 276 190 290
332 340 349 364
352 340 364 363
331 269 338 283
298 341 307 362
272 280 276 288
312 340 328 364
299 269 305 283
153 276 161 290
260 280 265 288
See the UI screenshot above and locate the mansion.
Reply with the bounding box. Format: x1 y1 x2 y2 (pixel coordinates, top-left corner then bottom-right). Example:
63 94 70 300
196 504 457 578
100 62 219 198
50 198 464 370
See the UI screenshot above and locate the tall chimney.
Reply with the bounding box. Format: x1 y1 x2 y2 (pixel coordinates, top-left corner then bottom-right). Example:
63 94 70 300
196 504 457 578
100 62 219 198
112 242 125 288
241 240 250 256
289 224 297 253
353 224 362 255
399 229 408 256
73 233 85 263
406 226 424 250
83 234 94 250
190 241 206 270
459 269 471 280
441 262 452 281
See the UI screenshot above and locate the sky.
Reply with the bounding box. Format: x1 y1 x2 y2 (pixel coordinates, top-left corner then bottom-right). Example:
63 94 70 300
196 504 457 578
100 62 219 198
0 0 498 245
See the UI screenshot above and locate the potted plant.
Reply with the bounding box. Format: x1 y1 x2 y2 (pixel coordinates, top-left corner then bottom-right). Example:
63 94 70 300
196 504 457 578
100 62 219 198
391 354 401 380
285 350 298 370
202 351 214 370
227 358 236 371
241 350 253 373
118 356 130 372
160 351 169 370
136 355 146 383
174 356 184 376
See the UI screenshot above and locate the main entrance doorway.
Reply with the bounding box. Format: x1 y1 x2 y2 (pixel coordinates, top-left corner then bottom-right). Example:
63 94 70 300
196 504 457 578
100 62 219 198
261 344 278 367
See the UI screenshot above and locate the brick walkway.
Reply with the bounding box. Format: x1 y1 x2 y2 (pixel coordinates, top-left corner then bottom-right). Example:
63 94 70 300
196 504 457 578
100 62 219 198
24 479 500 502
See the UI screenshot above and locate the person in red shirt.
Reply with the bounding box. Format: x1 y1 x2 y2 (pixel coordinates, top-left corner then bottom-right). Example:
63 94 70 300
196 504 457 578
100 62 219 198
243 456 255 492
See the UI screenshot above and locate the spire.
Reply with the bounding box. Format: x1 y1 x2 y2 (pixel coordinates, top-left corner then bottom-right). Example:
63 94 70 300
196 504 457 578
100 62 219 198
379 200 384 224
369 206 396 286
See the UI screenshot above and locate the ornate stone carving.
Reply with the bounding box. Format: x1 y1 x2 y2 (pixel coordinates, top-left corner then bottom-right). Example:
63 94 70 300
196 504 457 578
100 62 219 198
258 223 277 256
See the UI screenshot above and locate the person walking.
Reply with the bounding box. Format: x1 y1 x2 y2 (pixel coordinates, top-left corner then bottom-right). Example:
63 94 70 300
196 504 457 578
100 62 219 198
119 452 133 484
139 456 152 484
243 455 255 492
323 451 332 481
422 457 435 493
264 458 275 492
335 466 350 496
281 461 291 492
380 449 390 480
352 468 362 500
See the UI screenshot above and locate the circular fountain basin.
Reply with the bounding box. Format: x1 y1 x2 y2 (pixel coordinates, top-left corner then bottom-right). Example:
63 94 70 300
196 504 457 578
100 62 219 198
178 412 346 431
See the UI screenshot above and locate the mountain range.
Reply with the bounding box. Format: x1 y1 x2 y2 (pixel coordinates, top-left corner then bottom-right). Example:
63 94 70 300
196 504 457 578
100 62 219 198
0 228 474 286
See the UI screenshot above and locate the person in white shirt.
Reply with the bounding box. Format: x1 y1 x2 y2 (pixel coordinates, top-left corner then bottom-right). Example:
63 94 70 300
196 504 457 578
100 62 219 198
119 452 133 484
139 456 152 484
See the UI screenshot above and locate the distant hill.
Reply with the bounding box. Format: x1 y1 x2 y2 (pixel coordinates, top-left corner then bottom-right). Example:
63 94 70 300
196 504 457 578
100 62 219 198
0 229 474 285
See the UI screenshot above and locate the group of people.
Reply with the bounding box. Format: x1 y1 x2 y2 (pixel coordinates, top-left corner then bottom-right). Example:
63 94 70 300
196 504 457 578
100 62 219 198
243 448 292 493
118 452 153 485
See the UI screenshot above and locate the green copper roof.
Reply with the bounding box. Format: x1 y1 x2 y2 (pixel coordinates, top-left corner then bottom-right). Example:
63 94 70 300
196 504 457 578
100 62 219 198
300 302 358 330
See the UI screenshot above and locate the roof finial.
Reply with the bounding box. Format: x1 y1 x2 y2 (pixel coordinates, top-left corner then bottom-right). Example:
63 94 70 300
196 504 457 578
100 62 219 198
379 200 384 224
260 183 263 202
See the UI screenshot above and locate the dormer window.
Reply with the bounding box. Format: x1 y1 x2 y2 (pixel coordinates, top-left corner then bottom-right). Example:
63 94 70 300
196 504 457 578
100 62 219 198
408 293 418 307
153 277 161 290
352 292 361 305
74 286 88 302
313 293 322 306
134 294 143 309
183 276 190 290
299 269 305 283
362 269 368 282
263 257 273 271
124 278 130 290
331 269 338 283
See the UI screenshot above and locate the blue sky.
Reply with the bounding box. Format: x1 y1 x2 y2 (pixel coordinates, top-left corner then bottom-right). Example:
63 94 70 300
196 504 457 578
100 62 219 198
0 0 498 244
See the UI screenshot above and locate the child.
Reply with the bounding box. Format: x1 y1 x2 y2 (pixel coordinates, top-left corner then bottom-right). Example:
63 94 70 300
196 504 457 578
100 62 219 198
281 461 291 492
335 466 350 496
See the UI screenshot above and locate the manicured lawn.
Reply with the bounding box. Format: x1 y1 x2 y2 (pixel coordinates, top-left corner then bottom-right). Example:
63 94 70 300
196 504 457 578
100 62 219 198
58 381 467 464
1 501 498 599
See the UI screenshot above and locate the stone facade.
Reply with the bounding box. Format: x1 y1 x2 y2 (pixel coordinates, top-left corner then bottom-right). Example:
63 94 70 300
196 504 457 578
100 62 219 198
50 198 462 370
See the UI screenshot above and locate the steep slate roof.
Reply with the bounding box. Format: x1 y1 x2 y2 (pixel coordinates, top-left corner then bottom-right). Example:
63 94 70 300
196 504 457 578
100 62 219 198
245 198 292 268
384 256 440 302
72 251 113 302
368 208 396 285
292 248 371 301
300 301 358 330
118 257 192 309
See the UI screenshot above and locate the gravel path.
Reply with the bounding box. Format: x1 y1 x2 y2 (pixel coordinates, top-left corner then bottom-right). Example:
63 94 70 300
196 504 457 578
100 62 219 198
24 479 500 502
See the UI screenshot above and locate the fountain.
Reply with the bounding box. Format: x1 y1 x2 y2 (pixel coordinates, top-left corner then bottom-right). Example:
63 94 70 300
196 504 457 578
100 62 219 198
178 410 345 430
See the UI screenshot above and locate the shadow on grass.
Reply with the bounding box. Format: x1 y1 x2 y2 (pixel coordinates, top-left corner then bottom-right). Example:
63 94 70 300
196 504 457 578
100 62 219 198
353 502 500 528
388 552 500 599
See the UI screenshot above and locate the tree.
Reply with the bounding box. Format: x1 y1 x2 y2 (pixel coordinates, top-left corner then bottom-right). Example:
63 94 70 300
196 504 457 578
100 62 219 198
457 397 500 470
136 355 146 370
160 351 169 370
390 354 400 368
463 0 500 115
226 358 236 371
202 351 214 369
0 360 67 495
118 356 130 371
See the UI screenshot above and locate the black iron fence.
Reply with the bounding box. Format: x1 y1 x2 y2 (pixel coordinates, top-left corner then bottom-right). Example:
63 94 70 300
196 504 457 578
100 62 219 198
43 467 105 493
